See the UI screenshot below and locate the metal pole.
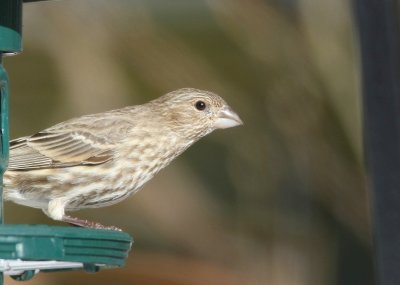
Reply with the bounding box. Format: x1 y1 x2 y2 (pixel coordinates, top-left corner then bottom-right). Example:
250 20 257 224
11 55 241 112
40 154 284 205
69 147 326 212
0 59 9 285
0 58 10 221
354 0 400 284
0 0 22 283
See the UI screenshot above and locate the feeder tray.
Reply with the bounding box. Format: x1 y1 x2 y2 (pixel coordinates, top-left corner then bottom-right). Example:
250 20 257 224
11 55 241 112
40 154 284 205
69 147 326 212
0 225 132 280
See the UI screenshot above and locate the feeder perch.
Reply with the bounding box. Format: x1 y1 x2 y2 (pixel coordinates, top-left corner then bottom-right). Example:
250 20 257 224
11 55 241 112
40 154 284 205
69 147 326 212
0 1 133 283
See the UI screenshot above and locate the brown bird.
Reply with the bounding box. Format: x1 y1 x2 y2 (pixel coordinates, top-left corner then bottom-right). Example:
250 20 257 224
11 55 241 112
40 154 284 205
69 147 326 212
3 88 242 230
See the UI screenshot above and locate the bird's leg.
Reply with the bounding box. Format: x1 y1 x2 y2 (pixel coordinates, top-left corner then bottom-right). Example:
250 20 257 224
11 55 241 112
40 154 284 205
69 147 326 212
45 198 122 231
62 215 122 231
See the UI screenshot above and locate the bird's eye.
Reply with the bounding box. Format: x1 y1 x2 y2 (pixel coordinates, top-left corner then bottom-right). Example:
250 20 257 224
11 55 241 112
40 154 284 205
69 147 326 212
195 100 206 111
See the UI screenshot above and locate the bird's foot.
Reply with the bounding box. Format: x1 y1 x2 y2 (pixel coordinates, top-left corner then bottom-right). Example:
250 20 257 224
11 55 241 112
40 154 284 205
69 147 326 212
62 215 122 231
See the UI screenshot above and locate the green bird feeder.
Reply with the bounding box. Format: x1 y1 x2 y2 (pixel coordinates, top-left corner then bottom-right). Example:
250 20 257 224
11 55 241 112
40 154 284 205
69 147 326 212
0 1 133 283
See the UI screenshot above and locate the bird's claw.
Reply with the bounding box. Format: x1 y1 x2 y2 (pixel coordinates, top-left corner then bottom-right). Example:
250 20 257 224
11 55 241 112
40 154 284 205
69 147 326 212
62 215 122 231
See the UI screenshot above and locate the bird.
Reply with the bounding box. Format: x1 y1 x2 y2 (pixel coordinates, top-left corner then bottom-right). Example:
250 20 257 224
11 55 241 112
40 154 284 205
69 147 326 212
3 88 243 231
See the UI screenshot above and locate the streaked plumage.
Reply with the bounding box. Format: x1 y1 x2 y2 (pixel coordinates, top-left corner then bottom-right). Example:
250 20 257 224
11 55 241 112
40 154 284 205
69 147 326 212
4 88 242 230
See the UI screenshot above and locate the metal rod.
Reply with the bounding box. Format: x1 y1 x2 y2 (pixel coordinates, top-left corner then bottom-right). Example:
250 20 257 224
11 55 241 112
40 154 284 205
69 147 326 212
0 58 8 285
0 1 22 283
354 0 400 284
0 59 10 219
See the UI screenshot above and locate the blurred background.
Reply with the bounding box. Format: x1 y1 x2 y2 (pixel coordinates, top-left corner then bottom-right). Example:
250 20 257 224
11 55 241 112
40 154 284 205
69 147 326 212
3 0 371 284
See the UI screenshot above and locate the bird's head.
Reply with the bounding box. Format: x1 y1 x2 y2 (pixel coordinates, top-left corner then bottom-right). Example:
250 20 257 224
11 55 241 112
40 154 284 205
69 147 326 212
150 88 243 139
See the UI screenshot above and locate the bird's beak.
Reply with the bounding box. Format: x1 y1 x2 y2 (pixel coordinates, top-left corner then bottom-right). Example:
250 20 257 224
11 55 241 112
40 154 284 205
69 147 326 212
214 106 243 129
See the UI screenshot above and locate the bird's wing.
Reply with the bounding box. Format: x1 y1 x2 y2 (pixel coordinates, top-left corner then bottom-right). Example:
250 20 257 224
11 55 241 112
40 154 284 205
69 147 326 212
8 130 115 171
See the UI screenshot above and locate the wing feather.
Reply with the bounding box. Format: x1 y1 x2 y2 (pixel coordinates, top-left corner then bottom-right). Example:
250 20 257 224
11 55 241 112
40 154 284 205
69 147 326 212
8 131 115 171
7 110 137 171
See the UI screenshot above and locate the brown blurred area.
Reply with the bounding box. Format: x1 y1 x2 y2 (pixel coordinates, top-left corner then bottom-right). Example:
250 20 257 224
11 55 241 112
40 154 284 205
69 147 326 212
3 0 371 284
